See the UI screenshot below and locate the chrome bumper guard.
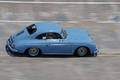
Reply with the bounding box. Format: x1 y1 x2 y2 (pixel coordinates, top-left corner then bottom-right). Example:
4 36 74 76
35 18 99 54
6 40 18 52
94 46 99 54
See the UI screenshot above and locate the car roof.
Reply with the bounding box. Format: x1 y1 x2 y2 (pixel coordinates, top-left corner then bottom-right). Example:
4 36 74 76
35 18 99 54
35 22 62 34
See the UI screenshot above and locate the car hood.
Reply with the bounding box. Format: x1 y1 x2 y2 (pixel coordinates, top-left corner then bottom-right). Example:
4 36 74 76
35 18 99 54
64 28 93 43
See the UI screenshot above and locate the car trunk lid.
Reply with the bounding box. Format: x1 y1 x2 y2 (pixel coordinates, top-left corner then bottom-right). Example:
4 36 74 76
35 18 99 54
12 28 29 42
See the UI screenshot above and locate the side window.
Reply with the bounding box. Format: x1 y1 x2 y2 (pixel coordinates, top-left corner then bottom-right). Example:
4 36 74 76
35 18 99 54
47 32 62 39
36 33 46 40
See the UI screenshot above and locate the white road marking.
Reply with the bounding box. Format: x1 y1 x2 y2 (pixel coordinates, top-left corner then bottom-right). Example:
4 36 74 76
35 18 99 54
0 20 118 23
0 20 79 23
0 1 120 4
98 21 118 23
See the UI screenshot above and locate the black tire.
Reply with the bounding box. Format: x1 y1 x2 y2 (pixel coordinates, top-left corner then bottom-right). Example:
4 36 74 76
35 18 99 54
26 48 40 57
75 47 88 57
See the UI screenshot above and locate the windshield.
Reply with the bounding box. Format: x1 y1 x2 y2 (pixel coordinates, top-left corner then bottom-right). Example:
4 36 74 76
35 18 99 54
60 29 67 39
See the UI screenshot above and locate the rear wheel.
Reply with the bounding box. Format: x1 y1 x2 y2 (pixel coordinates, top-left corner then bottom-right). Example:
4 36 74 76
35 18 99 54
26 48 40 57
76 47 88 57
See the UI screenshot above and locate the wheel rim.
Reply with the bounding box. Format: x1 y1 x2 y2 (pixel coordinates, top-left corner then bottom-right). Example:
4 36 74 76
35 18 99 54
77 47 87 56
28 48 39 57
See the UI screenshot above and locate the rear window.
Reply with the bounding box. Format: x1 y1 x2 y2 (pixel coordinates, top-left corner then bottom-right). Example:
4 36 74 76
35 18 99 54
26 24 37 35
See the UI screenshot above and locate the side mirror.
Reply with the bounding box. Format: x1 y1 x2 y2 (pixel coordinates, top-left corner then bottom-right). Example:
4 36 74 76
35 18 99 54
42 37 47 40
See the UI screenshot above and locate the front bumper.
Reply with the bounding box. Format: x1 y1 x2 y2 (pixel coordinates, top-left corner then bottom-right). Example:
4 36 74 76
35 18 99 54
6 40 18 52
94 45 99 54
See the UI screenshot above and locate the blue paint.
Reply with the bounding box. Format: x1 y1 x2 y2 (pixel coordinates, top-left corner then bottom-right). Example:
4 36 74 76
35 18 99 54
6 22 98 55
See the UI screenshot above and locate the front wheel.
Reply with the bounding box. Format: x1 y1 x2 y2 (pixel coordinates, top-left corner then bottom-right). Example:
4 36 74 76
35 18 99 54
76 47 88 57
26 48 40 57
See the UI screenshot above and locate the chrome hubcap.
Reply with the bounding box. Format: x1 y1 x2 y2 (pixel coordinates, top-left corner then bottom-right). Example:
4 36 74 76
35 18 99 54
77 47 87 56
29 48 39 56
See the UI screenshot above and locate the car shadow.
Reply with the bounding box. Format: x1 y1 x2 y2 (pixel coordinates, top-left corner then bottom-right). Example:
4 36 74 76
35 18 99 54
6 51 74 58
6 50 26 57
5 45 26 57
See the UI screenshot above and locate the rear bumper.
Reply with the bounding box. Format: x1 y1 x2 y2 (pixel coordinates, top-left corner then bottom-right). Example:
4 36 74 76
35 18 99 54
6 40 18 52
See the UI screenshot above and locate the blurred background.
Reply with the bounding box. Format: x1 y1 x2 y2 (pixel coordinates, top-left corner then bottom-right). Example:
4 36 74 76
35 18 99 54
0 0 120 54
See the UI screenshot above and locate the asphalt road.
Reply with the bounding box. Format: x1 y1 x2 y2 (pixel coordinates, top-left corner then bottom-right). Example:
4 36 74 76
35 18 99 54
0 54 120 80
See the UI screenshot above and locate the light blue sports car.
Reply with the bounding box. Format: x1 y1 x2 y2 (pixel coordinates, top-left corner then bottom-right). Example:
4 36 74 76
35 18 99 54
6 22 98 57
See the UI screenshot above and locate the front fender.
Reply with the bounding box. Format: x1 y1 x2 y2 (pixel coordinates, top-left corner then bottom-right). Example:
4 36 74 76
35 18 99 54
72 42 97 54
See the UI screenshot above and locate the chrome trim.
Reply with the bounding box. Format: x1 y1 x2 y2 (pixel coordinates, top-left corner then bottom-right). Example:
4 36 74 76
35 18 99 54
94 46 99 54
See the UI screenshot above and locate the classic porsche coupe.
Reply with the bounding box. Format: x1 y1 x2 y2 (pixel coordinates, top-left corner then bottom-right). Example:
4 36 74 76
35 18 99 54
6 22 98 57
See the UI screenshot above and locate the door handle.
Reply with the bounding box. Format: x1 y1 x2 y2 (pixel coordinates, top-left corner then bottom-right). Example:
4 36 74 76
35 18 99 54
47 44 51 47
59 39 64 42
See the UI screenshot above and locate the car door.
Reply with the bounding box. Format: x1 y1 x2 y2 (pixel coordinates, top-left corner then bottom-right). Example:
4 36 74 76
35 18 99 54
35 33 47 53
45 32 72 54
